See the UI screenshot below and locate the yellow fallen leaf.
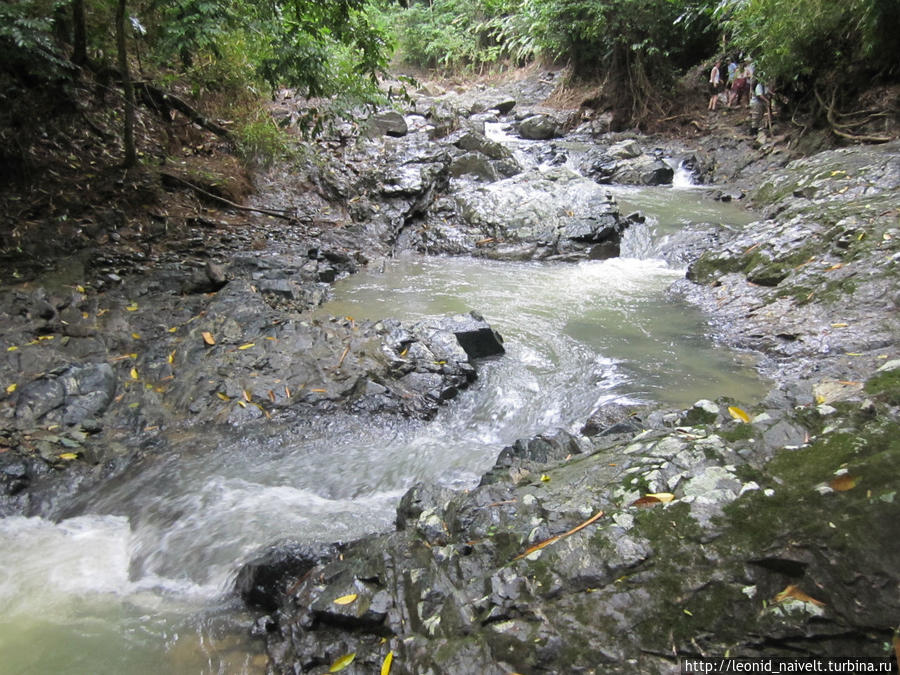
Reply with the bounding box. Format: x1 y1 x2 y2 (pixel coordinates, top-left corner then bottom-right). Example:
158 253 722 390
329 653 355 673
774 584 825 607
217 392 230 401
333 593 358 606
58 452 78 460
310 388 327 393
202 331 216 346
381 650 394 675
829 475 859 492
831 322 849 328
645 492 676 503
126 303 138 311
75 285 86 293
285 385 292 398
6 383 16 394
131 332 141 340
82 312 89 319
238 343 255 350
130 368 139 380
7 346 18 352
728 406 751 423
237 400 246 408
540 474 550 482
167 350 175 364
243 389 252 402
38 335 54 341
168 326 178 333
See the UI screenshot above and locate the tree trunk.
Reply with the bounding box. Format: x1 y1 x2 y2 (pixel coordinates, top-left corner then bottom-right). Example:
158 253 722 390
116 0 136 167
72 0 87 67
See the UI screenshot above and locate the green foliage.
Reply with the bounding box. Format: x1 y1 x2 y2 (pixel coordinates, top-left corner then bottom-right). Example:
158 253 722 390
0 0 73 80
387 0 539 71
717 0 900 91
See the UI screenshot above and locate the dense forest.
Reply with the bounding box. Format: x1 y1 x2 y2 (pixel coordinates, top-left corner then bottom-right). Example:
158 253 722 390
2 0 899 170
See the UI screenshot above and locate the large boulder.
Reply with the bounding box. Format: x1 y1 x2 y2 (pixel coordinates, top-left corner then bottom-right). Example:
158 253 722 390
517 114 560 140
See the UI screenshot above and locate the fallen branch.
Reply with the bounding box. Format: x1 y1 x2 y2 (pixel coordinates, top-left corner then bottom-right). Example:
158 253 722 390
137 82 232 139
512 510 604 561
161 172 295 221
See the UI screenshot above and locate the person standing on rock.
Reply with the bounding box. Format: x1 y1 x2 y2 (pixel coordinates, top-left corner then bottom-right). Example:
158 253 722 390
749 80 771 136
708 60 723 111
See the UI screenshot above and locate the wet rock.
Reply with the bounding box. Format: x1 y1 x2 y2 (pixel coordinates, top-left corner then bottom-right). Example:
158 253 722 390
453 131 511 161
365 111 409 138
15 363 116 427
480 429 583 485
450 153 500 182
517 114 559 140
235 540 344 611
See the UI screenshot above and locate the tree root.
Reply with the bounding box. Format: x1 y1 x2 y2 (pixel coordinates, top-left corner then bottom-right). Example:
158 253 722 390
815 87 893 144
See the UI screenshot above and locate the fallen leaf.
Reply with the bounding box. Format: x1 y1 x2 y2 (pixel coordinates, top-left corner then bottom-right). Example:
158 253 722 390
167 350 175 364
243 389 252 402
825 263 843 271
131 332 141 340
7 346 18 352
130 368 139 380
38 335 54 341
216 392 230 401
631 495 666 507
831 322 849 328
126 303 138 311
333 593 358 606
540 474 551 482
329 653 356 673
645 492 676 503
829 475 859 492
202 331 216 346
238 343 255 350
168 326 178 333
75 285 86 293
513 510 604 561
381 650 394 675
774 584 825 607
58 452 78 460
728 406 751 423
237 400 246 408
268 390 276 402
6 383 16 394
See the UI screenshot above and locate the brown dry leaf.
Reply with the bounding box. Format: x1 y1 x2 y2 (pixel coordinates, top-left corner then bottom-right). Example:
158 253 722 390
513 510 604 561
333 593 358 606
631 495 664 508
829 475 859 492
243 389 252 402
774 584 825 607
202 331 216 346
268 390 276 403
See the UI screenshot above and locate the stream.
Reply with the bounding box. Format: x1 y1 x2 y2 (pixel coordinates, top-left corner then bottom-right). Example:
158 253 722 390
0 149 769 671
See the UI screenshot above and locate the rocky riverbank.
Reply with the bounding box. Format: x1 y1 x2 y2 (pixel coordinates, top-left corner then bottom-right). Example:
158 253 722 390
1 71 898 672
235 90 900 672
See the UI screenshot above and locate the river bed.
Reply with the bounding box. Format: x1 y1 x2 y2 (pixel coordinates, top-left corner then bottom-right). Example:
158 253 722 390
0 182 768 672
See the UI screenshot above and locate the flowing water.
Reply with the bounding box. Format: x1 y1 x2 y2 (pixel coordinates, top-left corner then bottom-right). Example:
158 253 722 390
0 155 768 672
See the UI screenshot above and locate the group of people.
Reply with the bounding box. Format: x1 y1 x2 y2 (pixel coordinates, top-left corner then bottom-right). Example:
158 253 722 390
707 57 773 135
